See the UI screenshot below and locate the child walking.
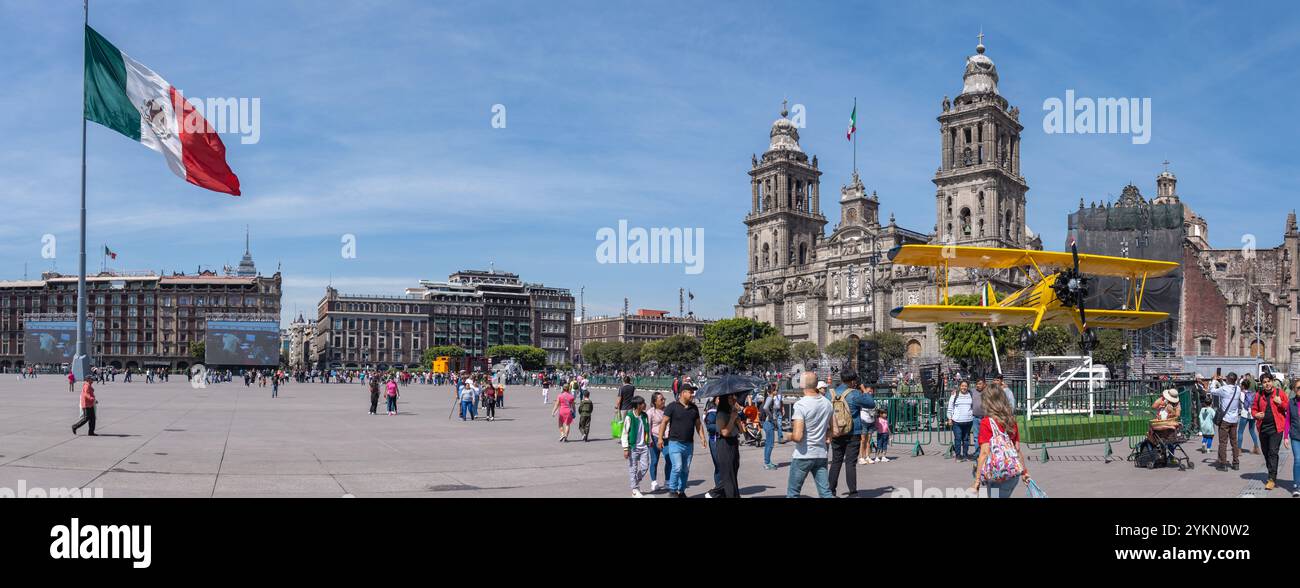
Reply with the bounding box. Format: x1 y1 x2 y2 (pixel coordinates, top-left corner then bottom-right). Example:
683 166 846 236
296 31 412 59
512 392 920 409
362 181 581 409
870 408 891 463
621 396 650 498
577 392 594 441
1198 399 1216 453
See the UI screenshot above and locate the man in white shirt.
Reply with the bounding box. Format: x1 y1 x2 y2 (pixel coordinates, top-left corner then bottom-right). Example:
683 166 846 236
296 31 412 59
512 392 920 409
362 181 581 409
1206 373 1244 471
786 372 834 498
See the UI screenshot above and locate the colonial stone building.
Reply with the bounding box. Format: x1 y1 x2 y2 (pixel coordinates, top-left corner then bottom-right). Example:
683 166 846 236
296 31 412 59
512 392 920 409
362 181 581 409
309 269 575 370
1070 168 1300 374
574 308 714 349
735 38 1040 361
0 241 281 371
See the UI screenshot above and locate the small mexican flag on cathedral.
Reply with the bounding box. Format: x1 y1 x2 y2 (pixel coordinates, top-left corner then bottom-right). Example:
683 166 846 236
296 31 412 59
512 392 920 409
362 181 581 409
104 245 117 260
846 100 857 141
83 26 241 196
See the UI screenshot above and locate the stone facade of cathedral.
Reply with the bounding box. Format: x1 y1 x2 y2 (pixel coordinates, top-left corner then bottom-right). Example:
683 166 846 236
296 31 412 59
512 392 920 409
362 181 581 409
1072 170 1300 373
735 39 1041 361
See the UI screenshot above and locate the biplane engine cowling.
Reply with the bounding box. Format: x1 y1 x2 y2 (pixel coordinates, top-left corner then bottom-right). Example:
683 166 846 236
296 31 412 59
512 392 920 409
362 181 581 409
1051 268 1089 309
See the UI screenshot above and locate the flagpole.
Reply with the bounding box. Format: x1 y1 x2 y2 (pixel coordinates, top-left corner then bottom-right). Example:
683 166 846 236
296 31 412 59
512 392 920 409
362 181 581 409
73 0 90 381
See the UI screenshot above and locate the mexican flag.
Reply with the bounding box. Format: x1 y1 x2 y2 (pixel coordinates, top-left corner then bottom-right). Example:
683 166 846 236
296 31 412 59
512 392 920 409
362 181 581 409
83 26 241 196
104 245 117 260
846 102 856 141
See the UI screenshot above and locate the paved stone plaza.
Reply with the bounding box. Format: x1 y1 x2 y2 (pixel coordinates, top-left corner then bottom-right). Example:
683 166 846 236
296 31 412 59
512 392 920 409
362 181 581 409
0 378 1290 498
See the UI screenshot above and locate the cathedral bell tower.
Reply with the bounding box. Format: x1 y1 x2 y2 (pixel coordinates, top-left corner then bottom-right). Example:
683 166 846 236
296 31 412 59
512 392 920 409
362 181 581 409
838 170 878 229
933 34 1029 250
741 101 827 323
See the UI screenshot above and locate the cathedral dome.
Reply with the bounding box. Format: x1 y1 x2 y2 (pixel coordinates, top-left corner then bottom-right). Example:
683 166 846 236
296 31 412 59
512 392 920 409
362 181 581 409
961 39 999 96
768 102 802 152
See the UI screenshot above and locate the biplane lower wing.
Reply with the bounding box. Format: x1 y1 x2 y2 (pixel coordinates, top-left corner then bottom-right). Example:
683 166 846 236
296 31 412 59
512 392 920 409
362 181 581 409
1045 309 1170 330
890 305 1039 326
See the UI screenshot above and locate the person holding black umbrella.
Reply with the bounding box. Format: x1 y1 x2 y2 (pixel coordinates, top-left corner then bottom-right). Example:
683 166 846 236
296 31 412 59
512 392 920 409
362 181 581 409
704 393 744 498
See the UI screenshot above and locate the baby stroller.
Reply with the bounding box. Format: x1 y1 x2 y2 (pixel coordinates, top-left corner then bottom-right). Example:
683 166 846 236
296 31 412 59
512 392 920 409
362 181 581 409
743 415 764 447
1129 420 1195 471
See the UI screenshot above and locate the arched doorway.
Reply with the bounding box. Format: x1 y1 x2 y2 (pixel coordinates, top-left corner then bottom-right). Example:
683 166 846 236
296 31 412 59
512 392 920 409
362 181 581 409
907 339 923 359
109 361 122 369
1249 340 1265 358
126 361 139 370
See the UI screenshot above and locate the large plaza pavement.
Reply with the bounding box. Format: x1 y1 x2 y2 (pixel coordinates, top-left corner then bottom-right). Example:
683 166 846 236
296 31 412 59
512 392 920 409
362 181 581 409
0 377 1290 498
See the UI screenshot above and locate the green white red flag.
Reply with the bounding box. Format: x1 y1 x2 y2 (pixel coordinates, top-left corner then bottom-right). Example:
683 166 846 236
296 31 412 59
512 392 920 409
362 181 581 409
83 26 241 195
846 101 857 141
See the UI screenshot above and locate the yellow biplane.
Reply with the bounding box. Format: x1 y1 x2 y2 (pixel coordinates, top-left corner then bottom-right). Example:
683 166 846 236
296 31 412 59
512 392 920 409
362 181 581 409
887 243 1179 348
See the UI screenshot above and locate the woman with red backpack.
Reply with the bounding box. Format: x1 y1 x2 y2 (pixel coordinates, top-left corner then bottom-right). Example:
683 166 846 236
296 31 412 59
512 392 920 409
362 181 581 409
969 388 1030 498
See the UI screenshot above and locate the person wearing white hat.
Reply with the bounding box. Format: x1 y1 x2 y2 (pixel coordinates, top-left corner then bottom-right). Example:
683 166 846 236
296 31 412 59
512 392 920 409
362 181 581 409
1147 389 1182 447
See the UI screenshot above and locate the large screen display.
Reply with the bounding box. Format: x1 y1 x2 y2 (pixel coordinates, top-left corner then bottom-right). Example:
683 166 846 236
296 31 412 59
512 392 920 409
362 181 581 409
23 320 93 365
205 320 281 366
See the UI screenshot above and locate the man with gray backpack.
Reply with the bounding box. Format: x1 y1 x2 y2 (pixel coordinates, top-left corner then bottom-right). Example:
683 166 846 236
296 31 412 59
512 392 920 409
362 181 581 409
826 372 876 498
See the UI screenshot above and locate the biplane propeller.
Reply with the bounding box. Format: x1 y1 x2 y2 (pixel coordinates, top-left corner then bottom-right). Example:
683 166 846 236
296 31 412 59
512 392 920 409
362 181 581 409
886 243 1178 353
1048 241 1097 351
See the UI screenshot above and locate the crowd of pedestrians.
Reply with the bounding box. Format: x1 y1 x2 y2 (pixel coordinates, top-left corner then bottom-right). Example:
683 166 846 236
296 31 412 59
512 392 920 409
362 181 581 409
49 358 1300 499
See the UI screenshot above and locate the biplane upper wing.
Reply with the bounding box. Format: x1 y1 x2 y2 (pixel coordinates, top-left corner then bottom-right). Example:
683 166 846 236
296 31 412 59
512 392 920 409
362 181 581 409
1044 309 1170 330
890 305 1039 326
887 245 1179 278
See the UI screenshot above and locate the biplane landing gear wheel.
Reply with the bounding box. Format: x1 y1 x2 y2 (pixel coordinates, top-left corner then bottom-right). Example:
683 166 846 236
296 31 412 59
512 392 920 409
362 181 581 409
1079 328 1098 353
1019 328 1037 350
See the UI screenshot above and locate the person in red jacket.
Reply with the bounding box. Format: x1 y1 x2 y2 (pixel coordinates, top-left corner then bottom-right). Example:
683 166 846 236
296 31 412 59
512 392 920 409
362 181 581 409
1251 373 1290 491
71 380 97 436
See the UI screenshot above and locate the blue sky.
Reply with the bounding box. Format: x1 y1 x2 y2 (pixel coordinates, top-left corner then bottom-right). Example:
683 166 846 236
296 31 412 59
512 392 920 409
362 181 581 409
3 0 1298 323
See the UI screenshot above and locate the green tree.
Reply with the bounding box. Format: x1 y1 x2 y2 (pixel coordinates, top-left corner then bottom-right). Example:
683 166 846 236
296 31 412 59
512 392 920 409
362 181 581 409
936 294 1019 375
1028 325 1074 356
581 341 606 367
620 341 645 370
745 334 791 371
641 335 702 372
423 345 466 368
1092 329 1128 369
487 345 547 370
791 341 819 364
189 341 205 360
824 338 855 362
639 340 662 365
701 318 777 368
863 331 908 368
